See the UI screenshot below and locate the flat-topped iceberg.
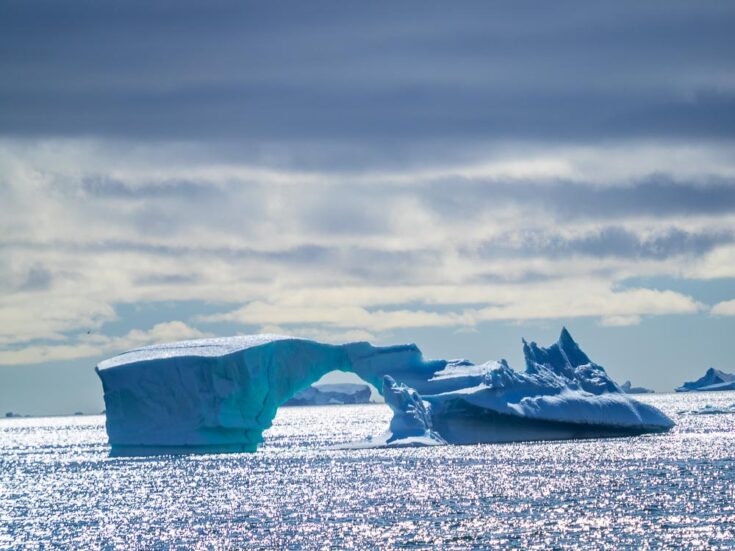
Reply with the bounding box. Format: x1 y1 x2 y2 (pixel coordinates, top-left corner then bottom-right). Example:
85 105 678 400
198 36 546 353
96 329 674 453
283 383 372 406
675 368 735 392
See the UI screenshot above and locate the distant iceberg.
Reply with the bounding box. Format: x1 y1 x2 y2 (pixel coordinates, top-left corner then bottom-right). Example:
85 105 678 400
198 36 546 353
283 383 372 406
621 380 655 394
678 403 735 415
96 328 674 454
675 368 735 392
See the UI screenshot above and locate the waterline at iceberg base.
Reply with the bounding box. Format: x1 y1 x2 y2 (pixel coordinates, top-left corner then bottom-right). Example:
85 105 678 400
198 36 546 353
95 329 674 454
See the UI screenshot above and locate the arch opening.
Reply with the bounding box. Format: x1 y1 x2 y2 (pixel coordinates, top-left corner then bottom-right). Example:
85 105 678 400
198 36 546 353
261 370 389 450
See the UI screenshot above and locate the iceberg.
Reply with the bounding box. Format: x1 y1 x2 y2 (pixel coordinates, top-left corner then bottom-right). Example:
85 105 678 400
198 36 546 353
675 368 735 392
96 328 674 453
96 335 432 453
283 383 372 406
678 403 735 415
621 380 655 394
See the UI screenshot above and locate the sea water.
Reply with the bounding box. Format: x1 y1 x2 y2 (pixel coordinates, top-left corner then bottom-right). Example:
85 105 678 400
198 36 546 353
2 392 735 548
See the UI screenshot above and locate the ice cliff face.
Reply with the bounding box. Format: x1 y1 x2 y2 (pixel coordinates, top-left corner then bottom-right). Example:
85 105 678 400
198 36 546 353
96 329 674 453
675 367 735 392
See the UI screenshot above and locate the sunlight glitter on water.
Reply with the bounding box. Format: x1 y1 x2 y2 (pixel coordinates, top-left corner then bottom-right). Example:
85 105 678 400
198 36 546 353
2 393 735 548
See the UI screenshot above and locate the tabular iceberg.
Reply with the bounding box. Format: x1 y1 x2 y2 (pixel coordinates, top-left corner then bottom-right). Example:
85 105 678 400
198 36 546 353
96 328 674 453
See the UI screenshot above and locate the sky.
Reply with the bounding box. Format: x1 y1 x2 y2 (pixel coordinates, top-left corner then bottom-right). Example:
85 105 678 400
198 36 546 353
2 0 735 414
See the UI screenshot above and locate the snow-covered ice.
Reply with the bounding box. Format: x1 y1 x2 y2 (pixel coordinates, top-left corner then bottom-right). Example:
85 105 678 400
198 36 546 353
96 328 674 453
675 368 735 392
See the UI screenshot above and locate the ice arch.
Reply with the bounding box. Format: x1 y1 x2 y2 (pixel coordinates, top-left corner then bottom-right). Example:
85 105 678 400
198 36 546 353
96 330 675 454
96 335 438 453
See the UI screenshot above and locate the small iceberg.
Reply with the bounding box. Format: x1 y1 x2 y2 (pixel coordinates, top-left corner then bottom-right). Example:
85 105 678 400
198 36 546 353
675 368 735 392
96 328 674 454
678 404 735 415
621 380 655 394
283 383 372 406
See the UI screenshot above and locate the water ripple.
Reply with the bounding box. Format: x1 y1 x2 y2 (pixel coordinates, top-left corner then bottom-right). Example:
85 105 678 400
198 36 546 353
2 393 735 548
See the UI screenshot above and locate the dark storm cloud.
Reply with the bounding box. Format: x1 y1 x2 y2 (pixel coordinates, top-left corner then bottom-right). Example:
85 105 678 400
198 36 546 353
1 0 734 156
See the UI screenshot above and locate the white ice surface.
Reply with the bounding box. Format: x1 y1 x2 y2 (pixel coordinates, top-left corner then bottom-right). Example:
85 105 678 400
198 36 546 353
97 334 296 370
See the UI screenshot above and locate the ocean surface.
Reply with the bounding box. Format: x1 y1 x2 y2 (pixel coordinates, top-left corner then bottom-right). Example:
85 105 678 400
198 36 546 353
2 392 735 549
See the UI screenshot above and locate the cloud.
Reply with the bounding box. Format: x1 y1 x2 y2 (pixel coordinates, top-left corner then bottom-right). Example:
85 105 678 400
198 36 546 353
0 294 116 345
80 175 216 200
20 264 53 291
424 176 735 221
1 136 730 359
203 302 471 332
1 2 734 159
2 1 735 365
476 227 734 260
599 315 642 327
0 321 211 365
711 299 735 316
683 246 735 280
199 284 701 333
